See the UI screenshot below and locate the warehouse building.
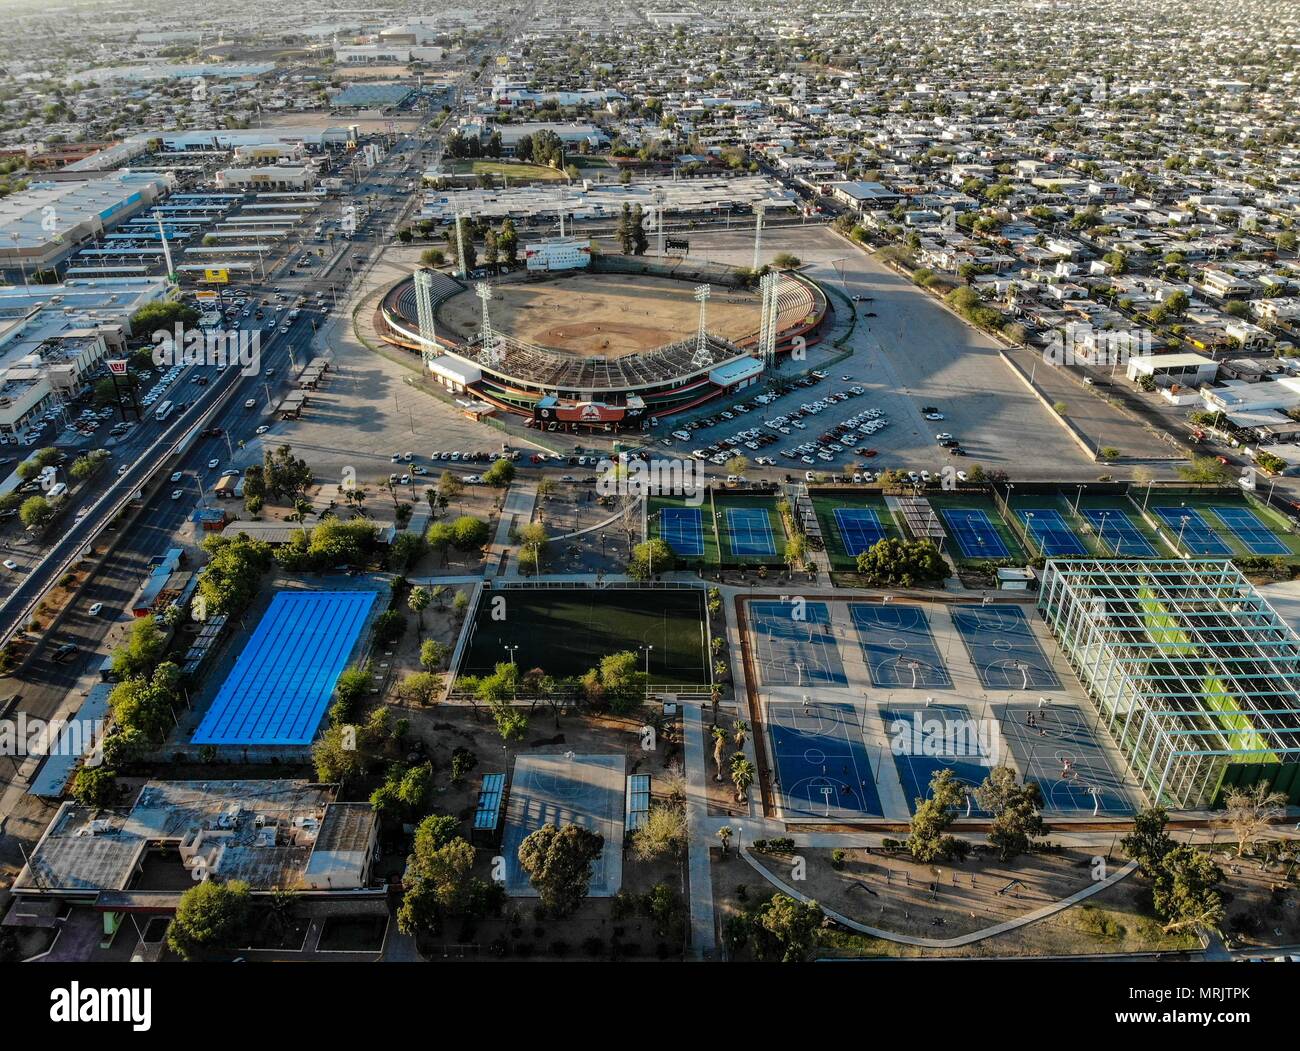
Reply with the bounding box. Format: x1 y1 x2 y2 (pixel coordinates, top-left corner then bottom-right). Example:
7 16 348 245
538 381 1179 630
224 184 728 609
0 172 169 278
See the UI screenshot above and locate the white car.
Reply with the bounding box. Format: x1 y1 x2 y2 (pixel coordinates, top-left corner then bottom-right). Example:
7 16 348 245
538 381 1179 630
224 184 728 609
207 459 220 470
2 559 16 570
925 412 945 421
170 471 183 483
88 602 103 617
170 489 183 500
117 464 129 475
255 425 270 435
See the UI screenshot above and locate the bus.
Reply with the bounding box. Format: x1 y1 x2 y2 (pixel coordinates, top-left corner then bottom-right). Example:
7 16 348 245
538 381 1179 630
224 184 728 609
154 401 174 422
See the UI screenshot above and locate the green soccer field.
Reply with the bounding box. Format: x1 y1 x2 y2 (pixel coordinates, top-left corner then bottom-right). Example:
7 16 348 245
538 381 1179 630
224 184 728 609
459 587 710 684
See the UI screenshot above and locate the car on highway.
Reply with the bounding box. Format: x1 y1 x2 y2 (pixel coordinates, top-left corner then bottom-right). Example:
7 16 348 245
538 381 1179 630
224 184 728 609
244 399 256 409
88 602 103 617
170 472 183 483
117 464 129 475
170 489 183 500
255 425 270 435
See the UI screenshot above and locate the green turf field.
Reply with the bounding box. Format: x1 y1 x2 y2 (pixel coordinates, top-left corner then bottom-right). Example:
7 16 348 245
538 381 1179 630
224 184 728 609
459 587 709 684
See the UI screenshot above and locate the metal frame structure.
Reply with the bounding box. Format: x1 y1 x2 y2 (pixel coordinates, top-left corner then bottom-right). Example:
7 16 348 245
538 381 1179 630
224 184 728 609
1038 558 1300 808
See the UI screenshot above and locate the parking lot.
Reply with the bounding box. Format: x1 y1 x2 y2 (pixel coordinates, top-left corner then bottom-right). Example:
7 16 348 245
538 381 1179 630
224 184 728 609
651 226 1102 481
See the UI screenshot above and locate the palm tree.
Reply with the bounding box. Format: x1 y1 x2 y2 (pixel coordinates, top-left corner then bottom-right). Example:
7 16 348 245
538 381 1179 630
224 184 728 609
711 725 728 782
730 753 755 803
733 720 749 751
431 584 447 610
717 825 733 857
408 586 430 634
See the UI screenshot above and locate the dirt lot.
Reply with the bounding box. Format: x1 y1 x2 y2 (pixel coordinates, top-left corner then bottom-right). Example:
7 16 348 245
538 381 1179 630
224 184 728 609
716 838 1300 959
436 271 760 354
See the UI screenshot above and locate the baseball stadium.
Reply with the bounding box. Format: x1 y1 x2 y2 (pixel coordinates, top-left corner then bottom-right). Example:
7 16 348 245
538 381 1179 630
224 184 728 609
375 252 829 433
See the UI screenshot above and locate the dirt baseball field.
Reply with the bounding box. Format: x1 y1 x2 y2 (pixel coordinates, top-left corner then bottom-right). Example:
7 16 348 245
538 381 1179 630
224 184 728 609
436 271 761 356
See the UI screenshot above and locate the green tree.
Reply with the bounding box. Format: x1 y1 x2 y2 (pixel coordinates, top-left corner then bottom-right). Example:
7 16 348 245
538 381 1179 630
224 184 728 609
1151 846 1224 935
516 823 604 916
167 879 251 960
482 458 515 487
1176 456 1233 484
752 893 823 962
420 639 449 671
854 537 948 587
451 515 490 552
1122 806 1175 877
111 617 167 679
426 521 455 565
628 537 674 580
19 495 54 530
730 752 755 803
974 766 1045 861
72 766 118 807
907 769 970 862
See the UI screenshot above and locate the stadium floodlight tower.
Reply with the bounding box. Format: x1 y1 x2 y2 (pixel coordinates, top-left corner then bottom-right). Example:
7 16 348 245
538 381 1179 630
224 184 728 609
476 281 504 367
758 270 780 369
413 268 440 368
156 214 176 284
454 205 469 279
692 284 712 368
654 188 667 256
752 203 766 272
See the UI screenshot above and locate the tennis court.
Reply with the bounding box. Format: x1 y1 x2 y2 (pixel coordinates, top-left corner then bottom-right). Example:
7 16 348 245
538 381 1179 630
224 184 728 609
941 508 1011 559
192 590 379 746
881 703 994 816
768 700 881 819
996 702 1136 815
833 507 888 557
1018 508 1088 556
1211 505 1290 556
1153 506 1232 556
849 603 952 688
1080 508 1156 557
726 507 777 557
748 599 847 687
660 506 704 557
951 604 1061 690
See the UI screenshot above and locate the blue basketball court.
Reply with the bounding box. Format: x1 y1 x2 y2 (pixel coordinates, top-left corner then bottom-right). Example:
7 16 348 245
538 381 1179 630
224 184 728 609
1080 508 1156 557
1153 506 1232 555
1018 508 1087 556
192 590 378 746
941 508 1010 559
849 603 952 688
995 702 1136 815
880 703 993 816
951 604 1060 690
834 507 887 556
768 701 881 819
749 600 846 686
1211 505 1290 556
726 507 777 556
660 506 704 557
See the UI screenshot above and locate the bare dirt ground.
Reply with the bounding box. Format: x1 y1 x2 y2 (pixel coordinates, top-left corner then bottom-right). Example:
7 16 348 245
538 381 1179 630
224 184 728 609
436 271 761 355
715 844 1204 959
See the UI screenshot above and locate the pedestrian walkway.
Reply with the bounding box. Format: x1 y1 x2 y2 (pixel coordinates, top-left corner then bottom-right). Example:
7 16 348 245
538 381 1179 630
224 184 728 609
487 481 537 578
682 702 717 959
